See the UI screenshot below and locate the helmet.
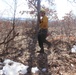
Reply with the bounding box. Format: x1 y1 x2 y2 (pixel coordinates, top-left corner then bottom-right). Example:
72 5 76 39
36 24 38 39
40 8 45 13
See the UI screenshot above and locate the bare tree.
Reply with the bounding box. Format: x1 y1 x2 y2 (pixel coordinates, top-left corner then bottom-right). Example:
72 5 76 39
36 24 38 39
0 0 19 54
24 0 56 74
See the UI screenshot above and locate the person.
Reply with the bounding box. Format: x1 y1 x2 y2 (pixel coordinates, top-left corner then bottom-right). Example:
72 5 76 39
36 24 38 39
37 9 51 53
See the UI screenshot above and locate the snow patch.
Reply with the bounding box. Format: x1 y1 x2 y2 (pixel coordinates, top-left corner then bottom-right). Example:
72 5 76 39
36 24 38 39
42 68 47 72
31 67 39 73
71 45 76 53
0 70 3 75
0 59 29 75
0 59 41 75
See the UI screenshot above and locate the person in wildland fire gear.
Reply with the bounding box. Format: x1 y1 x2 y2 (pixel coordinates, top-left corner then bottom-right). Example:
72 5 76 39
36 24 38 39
37 9 51 53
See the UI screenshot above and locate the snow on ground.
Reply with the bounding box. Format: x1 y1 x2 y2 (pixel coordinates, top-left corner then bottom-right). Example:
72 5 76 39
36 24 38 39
0 59 40 75
71 45 76 53
31 67 39 73
0 47 75 75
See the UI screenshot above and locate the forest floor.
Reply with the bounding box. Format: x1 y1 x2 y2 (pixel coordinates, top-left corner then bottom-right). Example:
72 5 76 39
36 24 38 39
0 38 76 75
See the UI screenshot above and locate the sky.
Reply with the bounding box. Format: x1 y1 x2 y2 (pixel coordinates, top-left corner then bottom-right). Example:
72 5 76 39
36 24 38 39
0 0 76 19
55 0 76 19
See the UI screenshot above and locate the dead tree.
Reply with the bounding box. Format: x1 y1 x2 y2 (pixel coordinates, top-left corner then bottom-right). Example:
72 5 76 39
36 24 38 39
0 0 19 55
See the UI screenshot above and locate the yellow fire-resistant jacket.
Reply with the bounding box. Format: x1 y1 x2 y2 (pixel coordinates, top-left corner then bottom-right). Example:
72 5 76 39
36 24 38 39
40 15 48 29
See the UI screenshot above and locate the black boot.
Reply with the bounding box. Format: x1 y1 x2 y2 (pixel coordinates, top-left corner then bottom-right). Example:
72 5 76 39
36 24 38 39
37 49 44 53
47 43 51 49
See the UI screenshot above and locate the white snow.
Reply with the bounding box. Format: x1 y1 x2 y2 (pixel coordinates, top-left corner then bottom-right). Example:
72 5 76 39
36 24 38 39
0 59 40 75
31 67 39 73
0 70 3 75
71 45 76 53
42 68 47 72
71 64 74 67
0 59 29 75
